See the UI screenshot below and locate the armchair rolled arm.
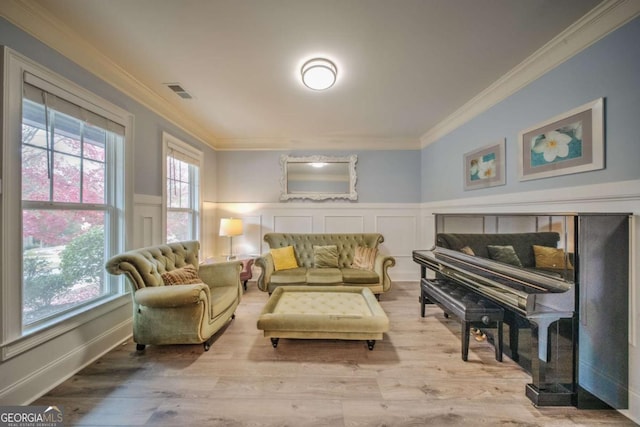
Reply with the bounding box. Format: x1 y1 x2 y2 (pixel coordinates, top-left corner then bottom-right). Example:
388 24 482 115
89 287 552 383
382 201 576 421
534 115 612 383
134 283 211 308
254 254 274 292
374 254 396 292
198 261 242 288
105 255 163 290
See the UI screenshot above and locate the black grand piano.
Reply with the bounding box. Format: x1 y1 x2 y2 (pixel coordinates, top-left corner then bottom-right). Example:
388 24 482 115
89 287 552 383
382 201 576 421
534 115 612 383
412 213 630 409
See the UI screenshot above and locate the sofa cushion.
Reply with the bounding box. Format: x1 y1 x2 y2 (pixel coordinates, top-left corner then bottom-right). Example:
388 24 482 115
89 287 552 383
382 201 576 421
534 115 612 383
313 245 339 268
270 267 308 285
161 265 201 285
487 245 523 267
351 246 378 270
271 246 299 271
306 268 342 284
264 233 384 268
341 268 380 284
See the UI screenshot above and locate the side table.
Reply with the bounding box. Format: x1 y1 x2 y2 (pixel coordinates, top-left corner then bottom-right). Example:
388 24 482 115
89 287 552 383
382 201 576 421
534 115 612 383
203 255 256 291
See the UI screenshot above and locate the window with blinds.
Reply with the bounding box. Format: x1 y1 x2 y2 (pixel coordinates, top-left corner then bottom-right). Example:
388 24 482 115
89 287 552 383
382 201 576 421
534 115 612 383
21 73 125 327
163 133 202 243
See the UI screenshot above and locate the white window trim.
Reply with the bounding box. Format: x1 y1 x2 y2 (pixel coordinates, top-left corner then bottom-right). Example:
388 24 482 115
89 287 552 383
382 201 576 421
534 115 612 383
0 47 134 360
162 132 203 244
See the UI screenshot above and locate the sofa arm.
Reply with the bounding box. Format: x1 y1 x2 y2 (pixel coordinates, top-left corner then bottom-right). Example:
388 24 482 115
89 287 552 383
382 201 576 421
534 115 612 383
374 254 396 292
254 253 274 292
199 261 242 289
134 283 211 308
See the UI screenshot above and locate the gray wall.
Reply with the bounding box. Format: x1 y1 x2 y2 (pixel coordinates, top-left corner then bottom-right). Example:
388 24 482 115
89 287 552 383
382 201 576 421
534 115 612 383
421 16 640 202
0 17 217 200
216 149 421 203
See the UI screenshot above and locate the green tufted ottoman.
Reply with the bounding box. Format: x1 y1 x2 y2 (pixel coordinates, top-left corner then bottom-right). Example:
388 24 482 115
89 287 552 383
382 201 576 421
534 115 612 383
257 285 389 350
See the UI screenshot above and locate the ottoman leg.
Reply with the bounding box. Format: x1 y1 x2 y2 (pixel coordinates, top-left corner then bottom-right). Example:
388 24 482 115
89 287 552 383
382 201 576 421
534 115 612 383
270 338 279 348
367 340 376 351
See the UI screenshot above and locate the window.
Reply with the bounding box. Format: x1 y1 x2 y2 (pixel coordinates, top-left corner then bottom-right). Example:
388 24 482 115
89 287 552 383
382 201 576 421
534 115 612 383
163 133 202 243
1 47 132 357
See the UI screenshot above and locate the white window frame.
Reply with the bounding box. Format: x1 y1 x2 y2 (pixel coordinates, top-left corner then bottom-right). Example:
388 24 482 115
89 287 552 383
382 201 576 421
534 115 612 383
162 132 203 244
0 47 134 360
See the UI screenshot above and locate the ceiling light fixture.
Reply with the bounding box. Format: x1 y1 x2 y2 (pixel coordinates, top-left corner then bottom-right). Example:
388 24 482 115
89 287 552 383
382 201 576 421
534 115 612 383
301 58 337 91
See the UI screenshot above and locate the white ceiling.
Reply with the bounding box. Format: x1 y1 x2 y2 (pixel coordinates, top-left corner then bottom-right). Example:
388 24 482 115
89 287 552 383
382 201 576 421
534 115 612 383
28 0 603 150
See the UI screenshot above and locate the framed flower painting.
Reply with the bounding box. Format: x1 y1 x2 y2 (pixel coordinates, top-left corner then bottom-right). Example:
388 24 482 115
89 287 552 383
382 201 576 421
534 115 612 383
463 139 505 190
518 98 604 181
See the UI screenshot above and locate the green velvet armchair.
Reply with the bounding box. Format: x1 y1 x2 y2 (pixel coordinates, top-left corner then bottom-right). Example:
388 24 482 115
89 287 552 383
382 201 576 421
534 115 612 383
105 241 242 351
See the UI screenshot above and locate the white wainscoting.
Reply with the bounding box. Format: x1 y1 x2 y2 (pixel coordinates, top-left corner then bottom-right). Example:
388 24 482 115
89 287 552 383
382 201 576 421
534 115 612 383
211 203 423 281
133 194 163 248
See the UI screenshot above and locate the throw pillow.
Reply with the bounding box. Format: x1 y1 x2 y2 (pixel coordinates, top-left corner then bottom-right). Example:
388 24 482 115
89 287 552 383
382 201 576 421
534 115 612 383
313 245 339 268
486 245 523 267
270 246 299 271
161 265 201 285
533 245 574 270
352 246 378 270
459 246 475 256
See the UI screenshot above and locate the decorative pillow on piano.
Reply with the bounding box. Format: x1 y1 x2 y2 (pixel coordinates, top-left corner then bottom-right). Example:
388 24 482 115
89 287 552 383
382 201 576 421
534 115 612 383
532 245 574 270
486 245 523 267
459 246 475 256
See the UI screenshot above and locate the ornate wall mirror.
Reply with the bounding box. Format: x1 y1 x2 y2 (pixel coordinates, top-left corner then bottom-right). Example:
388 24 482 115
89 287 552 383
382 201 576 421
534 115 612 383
280 154 357 201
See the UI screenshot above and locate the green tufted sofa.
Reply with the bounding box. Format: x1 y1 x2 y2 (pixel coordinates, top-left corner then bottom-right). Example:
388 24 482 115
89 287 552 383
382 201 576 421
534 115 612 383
105 241 242 351
254 233 395 296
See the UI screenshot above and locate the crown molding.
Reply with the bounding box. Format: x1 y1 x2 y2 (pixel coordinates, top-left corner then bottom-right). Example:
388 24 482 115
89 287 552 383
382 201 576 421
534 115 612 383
0 0 217 149
4 1 637 153
213 136 421 151
420 0 640 148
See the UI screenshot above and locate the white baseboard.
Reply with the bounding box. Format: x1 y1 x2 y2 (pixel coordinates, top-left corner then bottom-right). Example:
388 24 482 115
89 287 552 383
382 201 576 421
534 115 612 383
0 318 132 405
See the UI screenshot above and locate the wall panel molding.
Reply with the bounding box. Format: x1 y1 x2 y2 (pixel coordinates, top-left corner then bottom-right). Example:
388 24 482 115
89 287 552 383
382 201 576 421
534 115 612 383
215 203 422 281
133 194 162 249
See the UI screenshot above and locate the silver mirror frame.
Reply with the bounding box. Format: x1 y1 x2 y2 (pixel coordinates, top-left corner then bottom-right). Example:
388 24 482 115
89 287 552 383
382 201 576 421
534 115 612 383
280 154 358 201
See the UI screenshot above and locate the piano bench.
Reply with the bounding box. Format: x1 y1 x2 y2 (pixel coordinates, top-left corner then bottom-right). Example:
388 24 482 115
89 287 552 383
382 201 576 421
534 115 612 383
420 278 504 362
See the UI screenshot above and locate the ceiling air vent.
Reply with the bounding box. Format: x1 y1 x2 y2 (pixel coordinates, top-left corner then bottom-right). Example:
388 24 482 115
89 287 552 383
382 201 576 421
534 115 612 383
165 83 193 99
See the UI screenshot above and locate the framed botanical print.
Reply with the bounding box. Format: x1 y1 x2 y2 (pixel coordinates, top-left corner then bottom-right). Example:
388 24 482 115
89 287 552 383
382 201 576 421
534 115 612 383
518 98 604 181
463 139 506 190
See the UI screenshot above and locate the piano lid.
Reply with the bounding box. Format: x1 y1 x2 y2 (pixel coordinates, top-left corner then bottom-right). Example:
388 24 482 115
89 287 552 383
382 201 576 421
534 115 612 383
413 247 573 315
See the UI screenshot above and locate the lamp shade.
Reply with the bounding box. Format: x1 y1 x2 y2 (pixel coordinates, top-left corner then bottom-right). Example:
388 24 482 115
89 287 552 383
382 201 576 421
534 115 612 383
219 218 243 237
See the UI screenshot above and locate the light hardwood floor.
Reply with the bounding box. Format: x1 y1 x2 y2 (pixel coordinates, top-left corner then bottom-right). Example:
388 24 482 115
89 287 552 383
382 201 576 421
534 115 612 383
34 281 636 426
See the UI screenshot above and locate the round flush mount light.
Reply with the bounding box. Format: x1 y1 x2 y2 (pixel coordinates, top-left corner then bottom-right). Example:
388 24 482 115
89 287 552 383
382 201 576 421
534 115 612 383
301 58 337 91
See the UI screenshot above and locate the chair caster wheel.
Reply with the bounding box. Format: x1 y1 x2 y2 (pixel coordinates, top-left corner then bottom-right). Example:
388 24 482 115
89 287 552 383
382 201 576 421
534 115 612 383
136 344 146 352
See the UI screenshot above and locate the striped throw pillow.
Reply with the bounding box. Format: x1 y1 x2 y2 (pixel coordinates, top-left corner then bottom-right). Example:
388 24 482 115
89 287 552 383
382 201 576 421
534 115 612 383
352 246 378 270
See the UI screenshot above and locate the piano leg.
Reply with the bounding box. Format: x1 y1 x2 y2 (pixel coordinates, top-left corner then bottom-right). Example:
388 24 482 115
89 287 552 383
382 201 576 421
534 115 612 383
525 316 576 407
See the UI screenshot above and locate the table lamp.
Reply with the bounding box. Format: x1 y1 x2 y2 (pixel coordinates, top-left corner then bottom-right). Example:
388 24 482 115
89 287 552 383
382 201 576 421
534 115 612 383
219 218 243 260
